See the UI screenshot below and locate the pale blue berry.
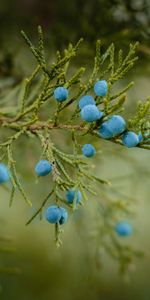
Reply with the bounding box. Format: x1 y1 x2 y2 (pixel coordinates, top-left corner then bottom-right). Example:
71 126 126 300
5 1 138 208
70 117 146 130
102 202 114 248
82 144 96 157
45 206 61 224
78 95 96 110
94 80 108 96
66 189 82 204
138 132 150 144
115 222 133 237
0 163 10 184
80 104 103 122
35 160 52 177
122 131 139 148
98 122 113 139
106 115 126 136
54 87 68 102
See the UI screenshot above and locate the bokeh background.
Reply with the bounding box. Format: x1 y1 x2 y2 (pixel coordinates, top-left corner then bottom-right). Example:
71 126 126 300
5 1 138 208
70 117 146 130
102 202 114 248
0 1 150 299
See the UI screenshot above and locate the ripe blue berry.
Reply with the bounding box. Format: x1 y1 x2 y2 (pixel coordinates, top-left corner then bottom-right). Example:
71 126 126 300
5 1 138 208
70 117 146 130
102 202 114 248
80 104 103 122
66 189 82 204
45 206 61 224
35 160 52 177
106 115 126 136
98 122 113 139
45 206 68 225
54 87 68 102
122 131 139 148
115 222 133 237
59 207 68 225
138 132 150 144
78 95 96 110
98 115 126 139
0 163 10 184
94 80 108 96
82 144 96 157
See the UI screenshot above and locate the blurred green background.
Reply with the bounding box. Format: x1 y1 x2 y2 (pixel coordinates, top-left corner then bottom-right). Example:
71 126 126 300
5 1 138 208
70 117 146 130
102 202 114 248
0 0 150 299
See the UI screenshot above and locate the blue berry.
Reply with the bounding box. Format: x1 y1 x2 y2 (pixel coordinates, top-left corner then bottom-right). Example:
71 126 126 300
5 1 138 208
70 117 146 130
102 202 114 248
0 163 10 184
59 207 68 225
94 80 108 96
98 122 113 139
138 132 150 144
82 144 96 157
45 206 68 225
122 131 139 148
80 104 103 122
106 115 126 136
78 95 96 110
35 160 52 177
66 189 82 204
115 222 133 237
45 206 61 223
54 87 68 102
99 115 126 139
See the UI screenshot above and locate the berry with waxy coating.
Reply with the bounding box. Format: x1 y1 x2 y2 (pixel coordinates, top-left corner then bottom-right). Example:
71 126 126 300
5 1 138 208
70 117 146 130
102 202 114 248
98 122 113 139
82 144 96 157
98 115 126 139
122 131 139 148
106 115 126 136
80 104 103 122
45 206 68 225
94 80 108 96
138 132 150 144
35 160 52 177
45 206 61 224
59 207 68 225
78 95 96 110
0 163 10 184
54 87 68 102
115 222 133 237
66 189 82 204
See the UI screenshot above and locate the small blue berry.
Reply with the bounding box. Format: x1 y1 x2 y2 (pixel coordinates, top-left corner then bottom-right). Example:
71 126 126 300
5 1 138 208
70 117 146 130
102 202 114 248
54 87 68 102
0 163 10 184
78 95 96 110
122 131 139 148
94 80 108 96
66 189 82 204
98 122 113 139
82 144 96 157
80 104 103 122
138 132 150 144
45 206 61 224
106 115 126 136
115 222 133 237
35 160 52 177
59 207 68 225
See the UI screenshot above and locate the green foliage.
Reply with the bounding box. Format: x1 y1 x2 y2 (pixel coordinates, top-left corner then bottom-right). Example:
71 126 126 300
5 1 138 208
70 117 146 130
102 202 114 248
0 27 149 273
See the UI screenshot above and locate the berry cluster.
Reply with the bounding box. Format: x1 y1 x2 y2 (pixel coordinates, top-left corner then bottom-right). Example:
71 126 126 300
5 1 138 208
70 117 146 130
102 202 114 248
99 115 141 148
53 82 144 149
49 81 142 234
79 80 107 122
34 159 133 238
0 79 144 238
